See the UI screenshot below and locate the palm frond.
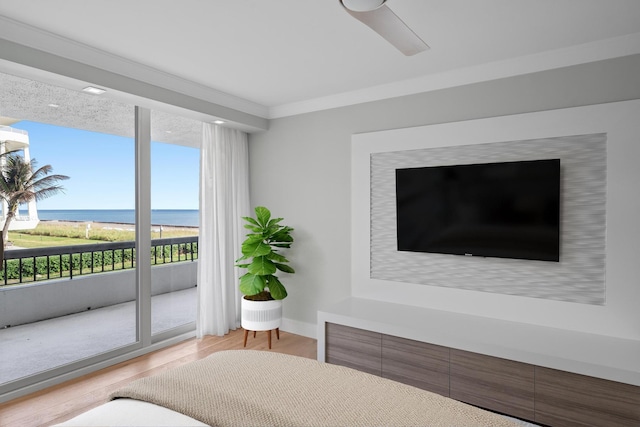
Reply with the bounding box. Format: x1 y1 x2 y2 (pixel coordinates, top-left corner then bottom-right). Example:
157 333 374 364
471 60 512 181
0 151 69 253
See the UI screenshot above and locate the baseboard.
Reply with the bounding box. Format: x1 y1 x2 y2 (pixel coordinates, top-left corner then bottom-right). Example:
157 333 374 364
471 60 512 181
281 317 316 339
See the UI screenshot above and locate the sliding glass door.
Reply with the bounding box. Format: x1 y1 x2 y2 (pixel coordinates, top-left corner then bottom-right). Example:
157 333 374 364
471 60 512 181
0 71 198 398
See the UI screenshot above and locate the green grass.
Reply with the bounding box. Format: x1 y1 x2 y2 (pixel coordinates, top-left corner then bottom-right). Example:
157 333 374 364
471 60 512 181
8 222 198 249
8 232 94 248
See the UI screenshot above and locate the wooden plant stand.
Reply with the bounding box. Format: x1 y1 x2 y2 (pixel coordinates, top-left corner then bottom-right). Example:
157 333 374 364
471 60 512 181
243 328 280 349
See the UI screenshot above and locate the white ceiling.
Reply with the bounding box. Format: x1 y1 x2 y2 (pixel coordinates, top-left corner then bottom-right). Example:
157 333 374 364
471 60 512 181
0 0 640 120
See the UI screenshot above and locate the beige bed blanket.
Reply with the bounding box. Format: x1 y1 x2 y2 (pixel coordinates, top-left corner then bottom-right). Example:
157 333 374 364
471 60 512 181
111 350 520 427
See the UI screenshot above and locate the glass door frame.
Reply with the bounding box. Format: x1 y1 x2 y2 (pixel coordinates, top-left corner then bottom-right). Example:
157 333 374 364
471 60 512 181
136 106 152 347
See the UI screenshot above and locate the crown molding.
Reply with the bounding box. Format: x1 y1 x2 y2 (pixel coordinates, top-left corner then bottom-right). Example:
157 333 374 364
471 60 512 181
268 32 640 119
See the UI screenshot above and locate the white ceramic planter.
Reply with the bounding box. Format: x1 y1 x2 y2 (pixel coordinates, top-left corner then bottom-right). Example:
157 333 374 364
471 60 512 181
241 297 282 331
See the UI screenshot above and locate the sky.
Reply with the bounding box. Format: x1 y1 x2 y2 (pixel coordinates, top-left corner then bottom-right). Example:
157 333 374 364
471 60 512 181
13 121 199 210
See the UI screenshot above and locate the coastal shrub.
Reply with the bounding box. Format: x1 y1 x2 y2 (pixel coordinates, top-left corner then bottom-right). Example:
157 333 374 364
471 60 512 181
148 243 198 264
0 258 50 281
20 259 34 277
179 242 197 260
103 251 114 266
151 245 173 262
36 256 61 275
2 260 20 280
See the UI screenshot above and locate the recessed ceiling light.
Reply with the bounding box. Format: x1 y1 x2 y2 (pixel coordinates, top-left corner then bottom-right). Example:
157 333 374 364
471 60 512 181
213 120 225 125
82 86 106 95
165 130 172 134
48 103 60 108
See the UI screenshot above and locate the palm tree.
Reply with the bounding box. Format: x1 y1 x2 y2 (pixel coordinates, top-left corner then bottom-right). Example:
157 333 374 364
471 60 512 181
0 150 69 262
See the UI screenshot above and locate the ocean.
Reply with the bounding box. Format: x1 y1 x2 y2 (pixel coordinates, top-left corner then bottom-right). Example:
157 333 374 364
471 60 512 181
34 209 199 227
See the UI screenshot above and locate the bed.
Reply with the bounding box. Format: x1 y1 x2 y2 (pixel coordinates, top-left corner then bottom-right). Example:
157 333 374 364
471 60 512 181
56 350 534 426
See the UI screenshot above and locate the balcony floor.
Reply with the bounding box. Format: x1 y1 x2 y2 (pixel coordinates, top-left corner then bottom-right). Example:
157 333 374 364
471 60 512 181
0 287 196 385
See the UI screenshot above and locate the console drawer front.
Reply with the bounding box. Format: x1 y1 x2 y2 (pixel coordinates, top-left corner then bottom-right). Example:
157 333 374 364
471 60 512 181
326 323 381 375
382 334 450 397
535 367 640 427
450 349 535 421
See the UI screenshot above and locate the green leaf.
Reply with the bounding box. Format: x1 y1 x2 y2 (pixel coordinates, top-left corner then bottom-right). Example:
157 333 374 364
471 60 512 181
248 256 277 275
272 230 293 243
267 217 283 228
241 240 271 257
264 225 281 238
271 243 292 248
255 206 271 227
266 252 288 263
235 262 250 269
239 273 266 296
266 276 287 300
274 263 295 274
235 254 250 262
242 216 260 227
243 234 264 244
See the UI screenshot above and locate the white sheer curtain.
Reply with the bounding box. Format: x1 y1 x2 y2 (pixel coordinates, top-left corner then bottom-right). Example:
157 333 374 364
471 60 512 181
197 123 250 337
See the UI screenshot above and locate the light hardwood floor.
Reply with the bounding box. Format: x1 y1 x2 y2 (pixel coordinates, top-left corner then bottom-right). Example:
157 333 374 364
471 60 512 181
0 329 317 427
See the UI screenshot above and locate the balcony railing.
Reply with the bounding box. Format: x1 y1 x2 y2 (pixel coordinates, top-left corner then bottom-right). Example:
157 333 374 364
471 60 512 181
1 236 198 286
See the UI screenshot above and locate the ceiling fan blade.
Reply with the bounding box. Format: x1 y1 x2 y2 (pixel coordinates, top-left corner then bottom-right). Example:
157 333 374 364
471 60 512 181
341 2 429 56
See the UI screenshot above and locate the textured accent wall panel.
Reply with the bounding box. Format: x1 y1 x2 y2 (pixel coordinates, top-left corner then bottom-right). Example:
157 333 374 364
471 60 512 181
370 134 606 304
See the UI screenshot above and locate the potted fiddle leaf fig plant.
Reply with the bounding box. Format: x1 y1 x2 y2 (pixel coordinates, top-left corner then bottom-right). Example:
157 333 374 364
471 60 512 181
235 206 294 334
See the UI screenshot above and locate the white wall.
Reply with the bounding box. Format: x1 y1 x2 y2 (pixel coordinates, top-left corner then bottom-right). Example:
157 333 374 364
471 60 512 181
248 55 640 339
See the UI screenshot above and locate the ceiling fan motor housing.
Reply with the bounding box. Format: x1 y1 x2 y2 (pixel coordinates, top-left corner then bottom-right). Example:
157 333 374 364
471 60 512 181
340 0 387 13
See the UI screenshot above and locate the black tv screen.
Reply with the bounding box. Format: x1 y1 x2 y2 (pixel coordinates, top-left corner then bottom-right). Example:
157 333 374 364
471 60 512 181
395 159 560 262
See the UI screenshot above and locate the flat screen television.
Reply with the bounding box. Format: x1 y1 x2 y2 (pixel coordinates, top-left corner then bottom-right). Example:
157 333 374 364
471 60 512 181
395 159 561 262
